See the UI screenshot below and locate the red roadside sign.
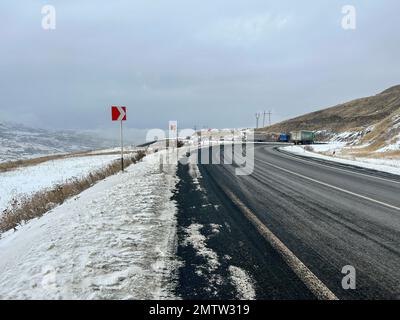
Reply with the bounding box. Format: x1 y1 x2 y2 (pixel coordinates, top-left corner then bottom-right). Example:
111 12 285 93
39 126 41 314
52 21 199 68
111 106 127 121
111 105 127 172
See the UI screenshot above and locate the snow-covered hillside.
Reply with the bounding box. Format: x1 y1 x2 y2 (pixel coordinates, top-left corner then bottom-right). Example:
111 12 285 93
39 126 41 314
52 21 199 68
0 152 178 299
259 85 400 156
315 110 400 154
0 122 113 163
0 154 120 213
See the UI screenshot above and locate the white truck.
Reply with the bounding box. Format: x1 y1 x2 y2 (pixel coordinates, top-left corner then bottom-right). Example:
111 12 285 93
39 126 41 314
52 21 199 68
290 130 315 145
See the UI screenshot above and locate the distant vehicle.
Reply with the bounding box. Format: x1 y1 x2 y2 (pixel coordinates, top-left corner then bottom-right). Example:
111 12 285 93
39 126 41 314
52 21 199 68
253 133 271 142
290 130 315 145
253 132 291 143
277 133 290 142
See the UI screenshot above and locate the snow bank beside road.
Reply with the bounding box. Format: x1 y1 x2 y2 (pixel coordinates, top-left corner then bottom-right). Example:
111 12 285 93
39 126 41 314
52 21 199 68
281 145 400 176
0 152 178 299
228 266 256 300
0 155 119 213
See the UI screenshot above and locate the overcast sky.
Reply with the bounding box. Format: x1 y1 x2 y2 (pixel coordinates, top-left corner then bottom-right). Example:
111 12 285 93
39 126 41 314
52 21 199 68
0 0 399 133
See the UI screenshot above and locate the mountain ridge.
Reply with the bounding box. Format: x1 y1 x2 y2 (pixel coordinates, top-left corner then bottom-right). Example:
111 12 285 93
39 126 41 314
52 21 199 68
0 121 113 162
259 85 400 152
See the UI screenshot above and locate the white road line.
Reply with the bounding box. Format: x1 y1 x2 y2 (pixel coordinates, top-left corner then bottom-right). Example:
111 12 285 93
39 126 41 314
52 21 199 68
260 158 400 212
276 147 400 185
223 188 338 300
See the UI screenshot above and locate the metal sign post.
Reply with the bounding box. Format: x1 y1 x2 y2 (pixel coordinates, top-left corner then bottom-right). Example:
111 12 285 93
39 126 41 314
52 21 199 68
120 119 124 172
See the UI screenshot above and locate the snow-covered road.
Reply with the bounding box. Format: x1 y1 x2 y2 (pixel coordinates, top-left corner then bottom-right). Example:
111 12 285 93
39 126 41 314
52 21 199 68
0 152 178 299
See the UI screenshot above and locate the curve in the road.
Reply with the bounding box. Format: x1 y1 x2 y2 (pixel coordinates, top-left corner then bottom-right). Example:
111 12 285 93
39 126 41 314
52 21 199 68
196 143 400 299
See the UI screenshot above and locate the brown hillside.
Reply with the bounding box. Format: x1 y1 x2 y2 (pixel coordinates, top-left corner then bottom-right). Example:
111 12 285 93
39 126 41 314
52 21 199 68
259 85 400 135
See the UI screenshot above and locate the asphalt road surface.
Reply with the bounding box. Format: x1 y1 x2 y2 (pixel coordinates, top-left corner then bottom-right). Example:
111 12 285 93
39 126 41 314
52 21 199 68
174 143 400 300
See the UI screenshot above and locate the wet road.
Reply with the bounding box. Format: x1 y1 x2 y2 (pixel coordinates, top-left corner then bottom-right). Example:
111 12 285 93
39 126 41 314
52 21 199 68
174 144 400 299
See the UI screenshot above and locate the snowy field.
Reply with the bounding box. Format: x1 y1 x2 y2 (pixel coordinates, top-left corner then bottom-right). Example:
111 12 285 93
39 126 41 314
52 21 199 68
0 152 178 299
281 145 400 176
0 145 257 300
0 155 119 213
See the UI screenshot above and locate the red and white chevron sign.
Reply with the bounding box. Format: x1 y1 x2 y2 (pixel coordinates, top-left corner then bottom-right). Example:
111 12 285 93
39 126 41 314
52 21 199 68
111 106 127 121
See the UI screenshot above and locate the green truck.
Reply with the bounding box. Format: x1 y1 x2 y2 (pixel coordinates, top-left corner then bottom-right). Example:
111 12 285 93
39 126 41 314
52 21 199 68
290 130 315 145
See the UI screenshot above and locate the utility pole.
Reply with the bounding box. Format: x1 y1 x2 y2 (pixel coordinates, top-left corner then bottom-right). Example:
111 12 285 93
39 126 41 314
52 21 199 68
255 113 261 129
261 110 272 127
263 110 267 127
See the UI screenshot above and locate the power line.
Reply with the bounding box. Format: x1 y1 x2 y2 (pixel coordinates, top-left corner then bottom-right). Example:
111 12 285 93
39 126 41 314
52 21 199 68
263 110 272 127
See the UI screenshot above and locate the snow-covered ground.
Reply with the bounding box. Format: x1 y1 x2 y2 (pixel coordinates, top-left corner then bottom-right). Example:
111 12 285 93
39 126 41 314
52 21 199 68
86 146 138 155
0 152 178 299
376 133 400 152
281 145 400 176
0 144 258 300
182 153 257 300
0 155 120 213
183 223 221 272
228 266 256 300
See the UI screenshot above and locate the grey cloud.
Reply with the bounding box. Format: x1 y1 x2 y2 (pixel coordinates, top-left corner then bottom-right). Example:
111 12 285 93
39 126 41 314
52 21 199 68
0 0 399 134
